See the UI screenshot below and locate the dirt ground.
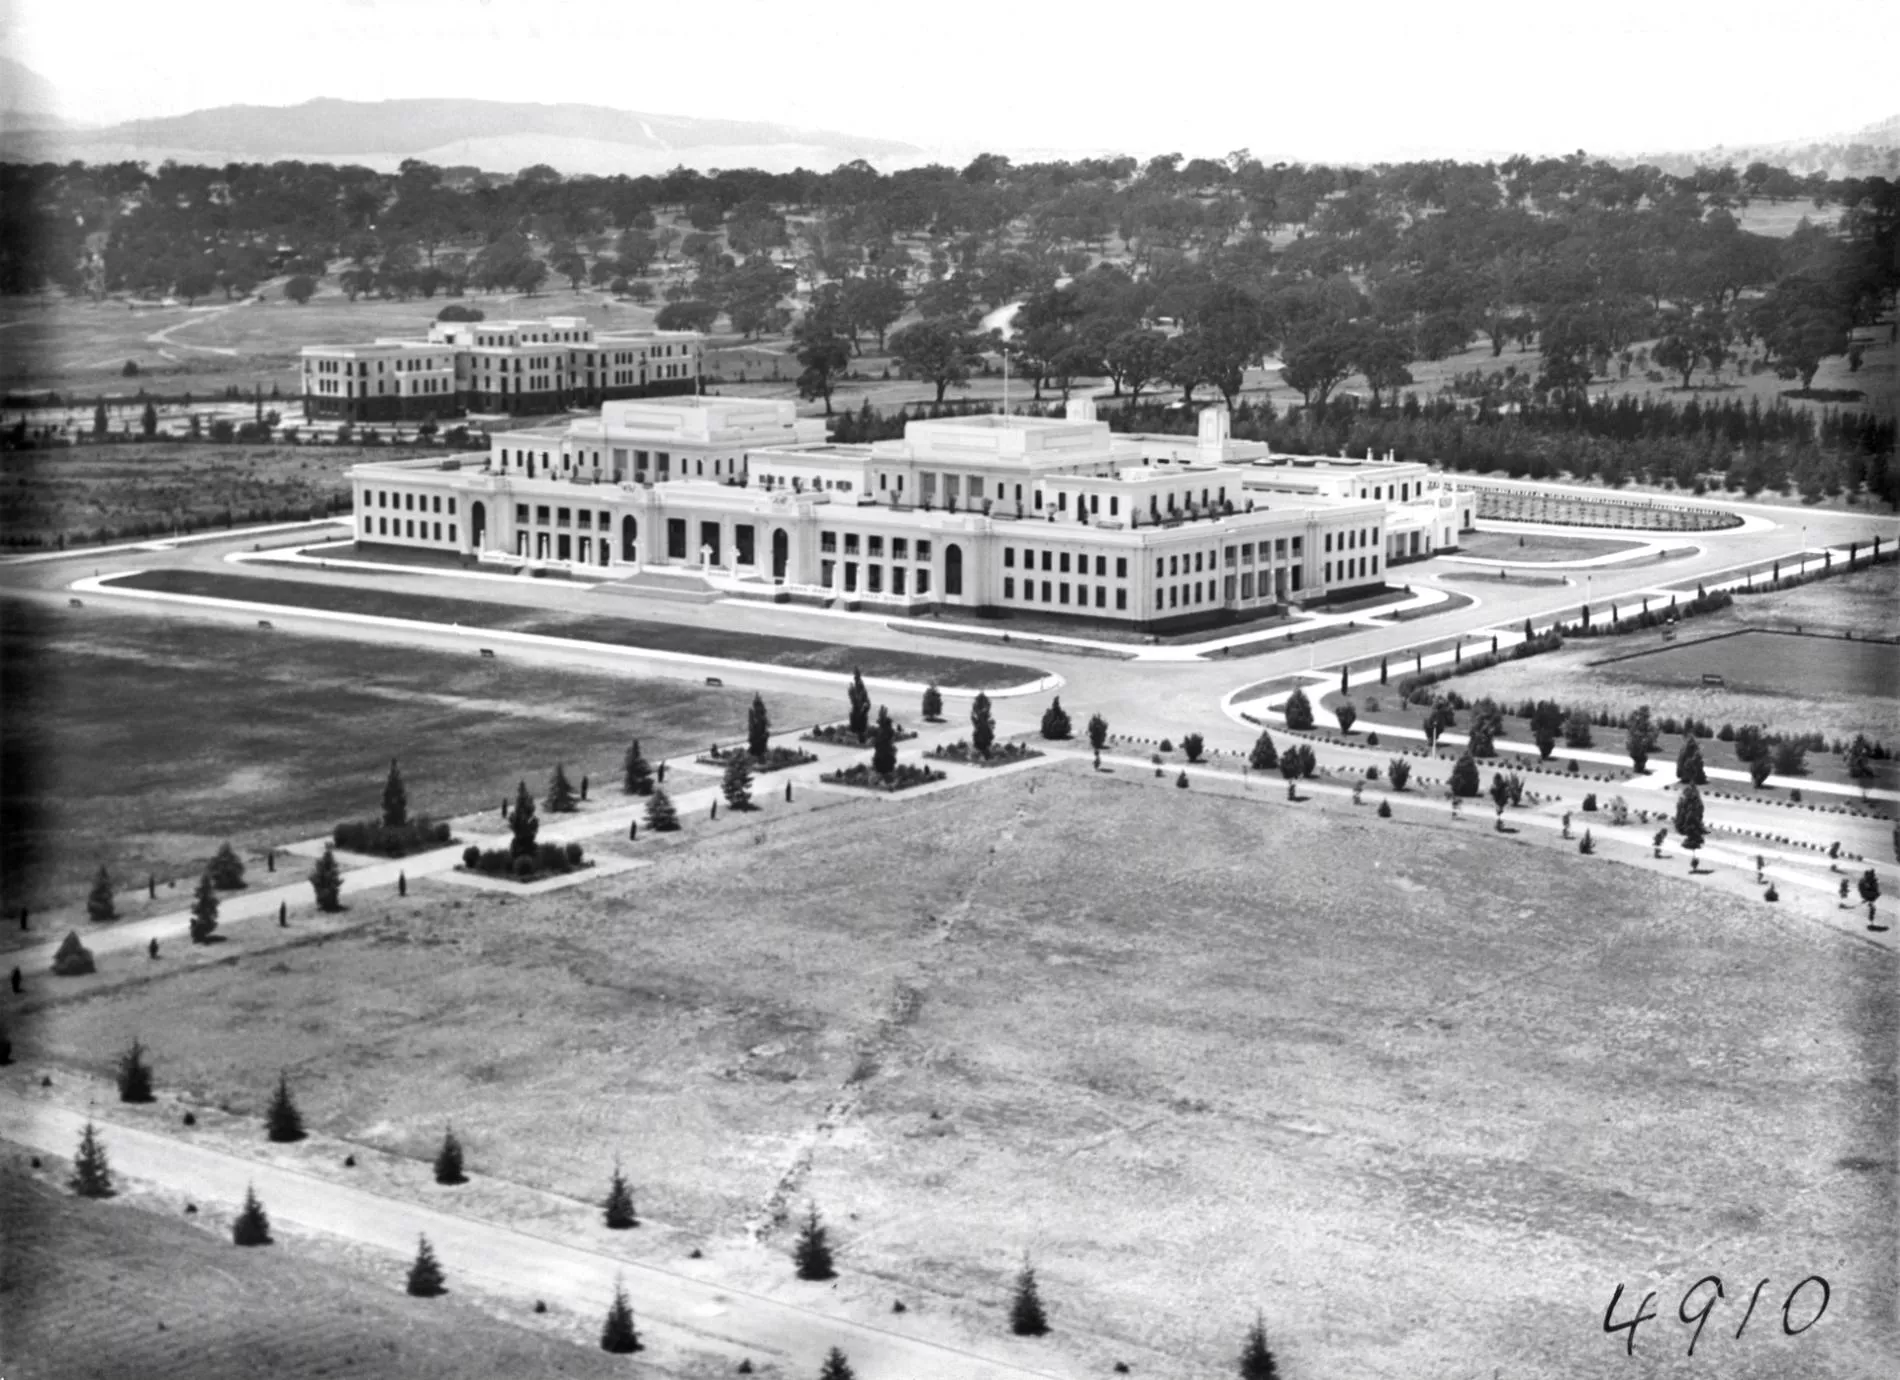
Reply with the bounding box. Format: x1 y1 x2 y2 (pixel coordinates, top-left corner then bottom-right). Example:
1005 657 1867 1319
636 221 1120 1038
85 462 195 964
14 766 1893 1379
0 599 838 911
0 1169 662 1379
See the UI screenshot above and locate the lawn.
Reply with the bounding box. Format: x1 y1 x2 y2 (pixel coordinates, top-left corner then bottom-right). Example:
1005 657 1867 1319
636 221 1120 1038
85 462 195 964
0 1170 646 1380
16 768 1892 1380
1603 628 1898 700
1454 530 1652 562
107 568 1046 689
0 440 372 548
0 598 838 912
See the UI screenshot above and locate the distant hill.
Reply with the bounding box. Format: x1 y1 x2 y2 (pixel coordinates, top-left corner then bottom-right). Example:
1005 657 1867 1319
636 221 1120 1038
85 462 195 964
0 55 81 137
0 96 921 174
1612 112 1900 179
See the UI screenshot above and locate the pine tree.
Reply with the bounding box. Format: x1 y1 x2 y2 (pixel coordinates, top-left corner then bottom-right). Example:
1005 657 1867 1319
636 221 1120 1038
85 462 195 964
86 865 116 922
871 706 898 776
1039 697 1072 740
921 684 944 721
1625 704 1658 772
117 1037 154 1103
232 1184 273 1246
1675 735 1707 785
406 1235 447 1297
1379 655 1388 684
70 1121 114 1198
792 1203 836 1280
309 846 343 912
208 841 246 890
604 1161 638 1229
434 1126 467 1185
747 693 772 758
141 399 158 437
971 692 995 757
382 758 408 828
817 1348 857 1380
1238 1312 1279 1380
1086 713 1109 751
1449 753 1480 798
1009 1259 1050 1336
510 781 541 856
547 764 578 814
623 739 654 795
847 670 871 742
51 930 95 976
266 1073 306 1143
722 753 754 810
1282 687 1314 730
189 870 219 943
1674 783 1706 863
600 1279 643 1353
1248 731 1279 770
645 785 680 832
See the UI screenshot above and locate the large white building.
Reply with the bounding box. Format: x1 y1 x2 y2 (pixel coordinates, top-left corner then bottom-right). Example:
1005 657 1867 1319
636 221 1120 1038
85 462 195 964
300 316 703 423
346 397 1472 632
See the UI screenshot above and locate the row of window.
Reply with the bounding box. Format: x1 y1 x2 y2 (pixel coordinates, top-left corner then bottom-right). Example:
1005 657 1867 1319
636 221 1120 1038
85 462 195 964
1004 547 1129 579
1003 577 1128 612
515 503 614 530
1323 527 1379 553
374 517 455 543
371 490 456 515
819 532 932 561
1324 555 1380 582
818 561 932 597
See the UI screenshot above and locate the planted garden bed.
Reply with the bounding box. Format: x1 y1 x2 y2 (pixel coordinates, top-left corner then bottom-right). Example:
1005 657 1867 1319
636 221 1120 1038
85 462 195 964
820 763 947 792
695 744 819 772
802 722 918 747
459 841 588 882
927 740 1045 768
332 818 455 858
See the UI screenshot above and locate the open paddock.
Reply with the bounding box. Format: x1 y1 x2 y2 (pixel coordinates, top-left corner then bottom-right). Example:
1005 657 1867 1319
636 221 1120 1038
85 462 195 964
14 768 1892 1379
1597 628 1899 701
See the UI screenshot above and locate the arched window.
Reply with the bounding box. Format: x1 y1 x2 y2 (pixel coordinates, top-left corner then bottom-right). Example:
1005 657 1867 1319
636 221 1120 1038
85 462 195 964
944 543 963 598
621 515 638 562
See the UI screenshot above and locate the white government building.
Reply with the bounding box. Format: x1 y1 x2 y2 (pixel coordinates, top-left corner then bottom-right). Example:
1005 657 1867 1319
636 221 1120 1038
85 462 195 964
347 396 1474 632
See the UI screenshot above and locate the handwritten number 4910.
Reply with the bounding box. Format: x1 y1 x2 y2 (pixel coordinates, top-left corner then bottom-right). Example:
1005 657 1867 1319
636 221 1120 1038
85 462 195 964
1603 1276 1829 1357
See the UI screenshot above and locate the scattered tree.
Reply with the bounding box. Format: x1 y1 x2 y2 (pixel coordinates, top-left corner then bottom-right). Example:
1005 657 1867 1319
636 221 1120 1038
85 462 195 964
1087 713 1109 751
1449 753 1481 798
435 1127 467 1184
1749 755 1774 789
1182 732 1204 763
847 670 872 742
817 1348 857 1380
233 1184 273 1246
546 764 578 814
1562 707 1595 749
86 865 116 922
1387 757 1412 792
921 685 945 722
406 1235 447 1297
793 1203 836 1280
1488 771 1511 826
1336 703 1357 734
623 739 654 795
1675 736 1707 785
52 931 95 976
1859 867 1882 926
1248 731 1279 771
747 694 772 758
309 846 343 912
116 1038 155 1103
1625 705 1659 773
604 1161 638 1229
1282 687 1314 730
189 870 219 943
600 1279 643 1353
1239 1312 1280 1380
70 1121 114 1198
208 841 246 890
1009 1259 1050 1336
382 758 408 828
645 785 680 832
871 706 898 776
266 1073 306 1143
1040 697 1073 740
722 753 756 809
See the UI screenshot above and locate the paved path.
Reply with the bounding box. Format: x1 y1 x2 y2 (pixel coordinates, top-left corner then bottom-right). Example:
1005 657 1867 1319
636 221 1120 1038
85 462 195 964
0 1092 1069 1380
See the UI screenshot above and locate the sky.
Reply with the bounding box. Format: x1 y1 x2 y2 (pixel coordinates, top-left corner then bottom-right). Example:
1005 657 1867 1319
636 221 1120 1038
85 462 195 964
3 0 1896 164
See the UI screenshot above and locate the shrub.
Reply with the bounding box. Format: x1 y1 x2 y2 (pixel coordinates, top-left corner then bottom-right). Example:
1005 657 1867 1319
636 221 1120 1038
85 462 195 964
86 865 116 923
1387 758 1412 792
462 845 481 868
1377 798 1392 817
921 684 944 721
1581 793 1598 812
1176 770 1190 788
52 931 95 976
1182 733 1204 763
1249 731 1279 771
1448 754 1481 798
208 841 247 890
1579 830 1595 854
1764 883 1779 902
331 818 451 857
1159 738 1174 753
309 847 343 912
1336 703 1357 733
1283 687 1314 730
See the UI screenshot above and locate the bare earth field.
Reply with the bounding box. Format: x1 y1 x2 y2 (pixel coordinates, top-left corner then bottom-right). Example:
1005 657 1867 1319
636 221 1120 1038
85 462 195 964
14 767 1893 1379
0 1171 643 1380
1444 565 1900 748
0 599 838 911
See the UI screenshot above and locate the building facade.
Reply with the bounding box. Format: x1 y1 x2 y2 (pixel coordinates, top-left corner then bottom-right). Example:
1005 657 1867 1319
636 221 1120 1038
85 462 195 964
346 397 1471 632
300 317 703 423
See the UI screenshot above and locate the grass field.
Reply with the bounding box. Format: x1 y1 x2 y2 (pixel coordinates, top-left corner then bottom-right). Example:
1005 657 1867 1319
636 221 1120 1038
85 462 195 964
0 441 371 547
1606 628 1898 699
1454 530 1652 562
0 1170 647 1380
107 568 1044 688
14 767 1893 1379
0 599 838 912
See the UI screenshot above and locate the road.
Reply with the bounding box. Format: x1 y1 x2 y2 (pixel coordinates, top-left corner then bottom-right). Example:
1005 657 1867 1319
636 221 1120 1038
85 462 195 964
0 1090 1069 1380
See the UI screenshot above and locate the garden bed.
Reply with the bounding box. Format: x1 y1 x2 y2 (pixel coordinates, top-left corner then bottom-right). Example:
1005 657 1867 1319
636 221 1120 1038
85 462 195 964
332 817 455 858
802 722 918 747
926 740 1045 768
695 744 820 772
459 841 588 882
820 762 947 792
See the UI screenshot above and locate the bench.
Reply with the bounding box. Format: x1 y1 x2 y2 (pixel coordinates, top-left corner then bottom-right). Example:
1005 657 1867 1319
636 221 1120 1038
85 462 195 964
479 648 495 658
1700 673 1725 686
68 598 83 608
705 676 723 686
257 620 273 629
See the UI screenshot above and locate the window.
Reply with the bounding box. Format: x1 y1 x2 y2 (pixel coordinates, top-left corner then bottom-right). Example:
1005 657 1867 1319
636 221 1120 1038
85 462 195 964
667 519 687 559
1225 547 1236 566
1116 557 1127 579
1095 587 1106 608
867 565 882 594
1004 576 1015 599
915 541 931 562
1155 558 1164 578
1041 580 1052 602
916 569 931 595
893 567 907 595
1059 553 1070 574
1324 533 1333 553
515 504 528 524
821 532 837 553
868 535 883 558
1059 583 1070 605
845 534 860 555
1004 548 1015 568
1169 556 1179 576
1116 590 1127 611
892 537 908 560
1095 556 1106 577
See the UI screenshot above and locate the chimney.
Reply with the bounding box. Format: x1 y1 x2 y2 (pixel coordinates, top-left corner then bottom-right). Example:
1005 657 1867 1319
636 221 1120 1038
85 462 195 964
1066 396 1098 423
